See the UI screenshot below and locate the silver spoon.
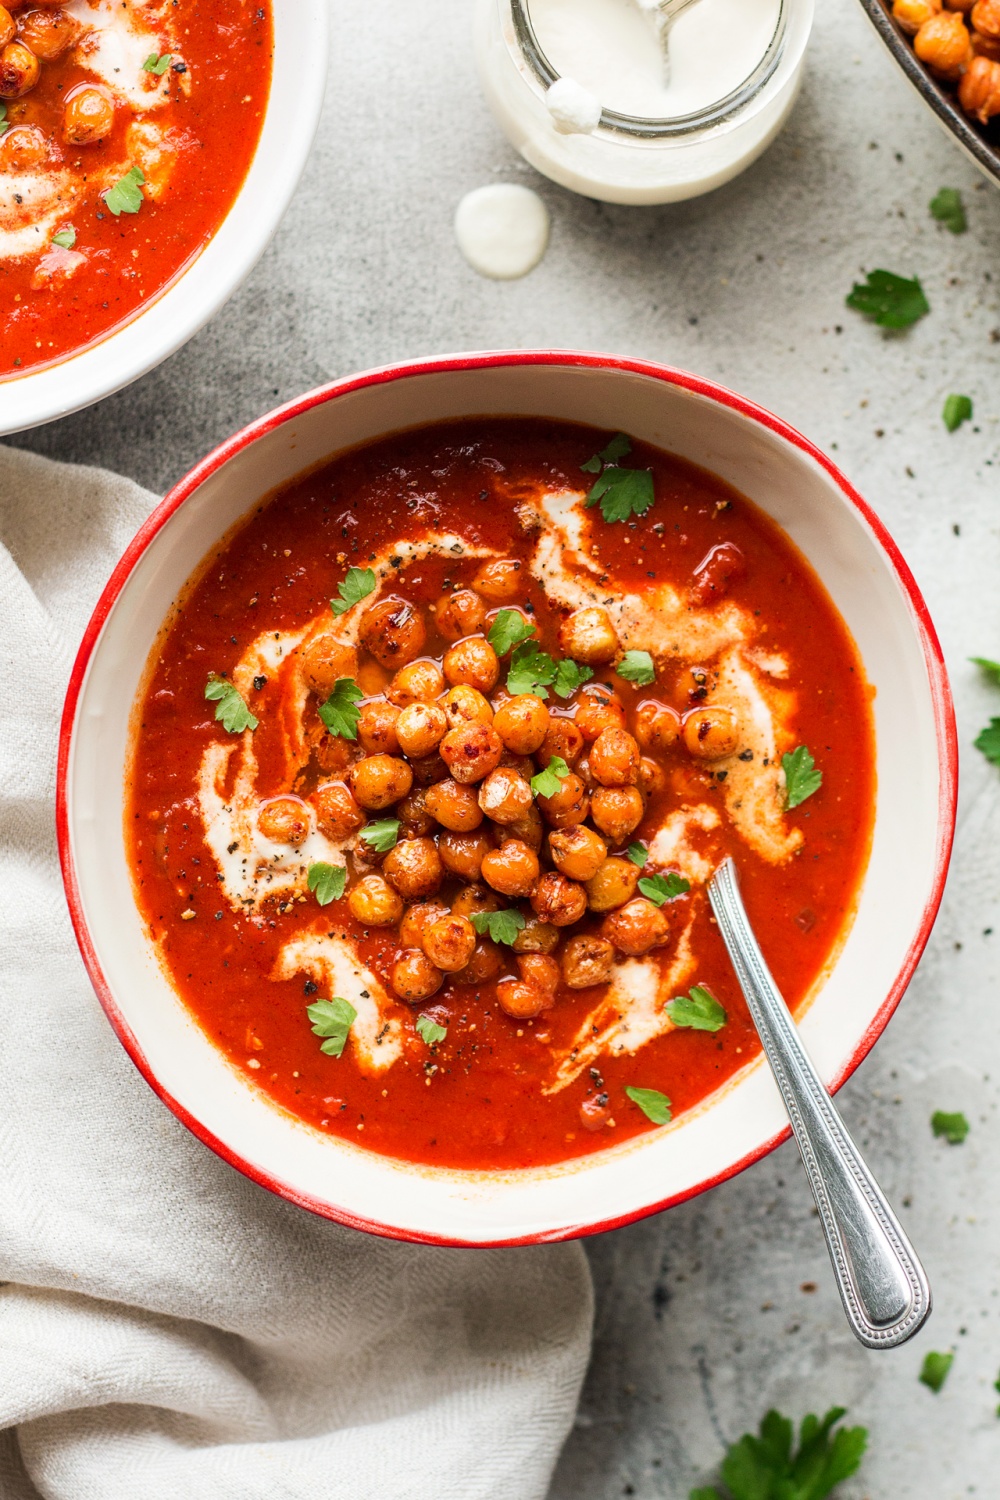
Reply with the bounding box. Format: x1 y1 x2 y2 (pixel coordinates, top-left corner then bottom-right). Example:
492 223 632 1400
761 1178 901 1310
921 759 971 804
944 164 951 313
707 856 931 1349
636 0 704 85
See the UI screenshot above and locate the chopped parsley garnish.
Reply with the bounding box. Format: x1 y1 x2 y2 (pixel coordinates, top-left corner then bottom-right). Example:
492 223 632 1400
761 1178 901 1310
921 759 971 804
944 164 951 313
507 641 557 698
617 649 656 686
318 677 363 739
306 996 357 1058
919 1351 954 1393
470 908 526 946
307 862 346 906
104 166 146 217
531 755 571 799
930 187 966 234
586 463 656 525
845 269 929 329
666 985 726 1032
942 394 973 433
204 675 258 733
627 842 648 867
638 872 690 905
553 657 593 697
143 52 173 74
52 228 76 250
782 745 822 810
624 1085 671 1125
416 1014 447 1047
975 719 1000 767
581 432 632 473
488 608 536 656
331 565 376 616
931 1109 969 1145
691 1406 867 1500
993 1368 1000 1417
971 656 1000 685
360 818 400 853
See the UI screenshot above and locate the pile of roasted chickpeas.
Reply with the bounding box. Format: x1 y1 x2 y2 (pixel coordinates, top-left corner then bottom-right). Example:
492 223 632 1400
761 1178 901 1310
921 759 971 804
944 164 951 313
0 0 117 147
891 0 1000 124
258 558 741 1024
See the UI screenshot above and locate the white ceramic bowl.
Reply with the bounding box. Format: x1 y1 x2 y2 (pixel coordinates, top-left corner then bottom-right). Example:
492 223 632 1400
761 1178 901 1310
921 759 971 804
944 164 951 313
1 3 328 438
58 352 957 1246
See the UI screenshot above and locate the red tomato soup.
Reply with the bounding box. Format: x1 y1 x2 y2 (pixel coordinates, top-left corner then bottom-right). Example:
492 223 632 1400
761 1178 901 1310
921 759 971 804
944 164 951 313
126 419 875 1172
0 0 272 377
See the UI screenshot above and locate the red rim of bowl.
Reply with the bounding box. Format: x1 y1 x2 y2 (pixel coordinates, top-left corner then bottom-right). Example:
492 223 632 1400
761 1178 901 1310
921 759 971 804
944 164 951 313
56 350 958 1247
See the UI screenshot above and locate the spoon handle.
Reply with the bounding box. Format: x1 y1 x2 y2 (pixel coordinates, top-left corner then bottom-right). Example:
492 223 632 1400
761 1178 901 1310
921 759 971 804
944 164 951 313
707 857 931 1349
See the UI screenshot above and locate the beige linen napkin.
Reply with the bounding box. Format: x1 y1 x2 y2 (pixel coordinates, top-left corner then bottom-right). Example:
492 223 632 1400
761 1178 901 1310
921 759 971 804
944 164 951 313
0 444 592 1500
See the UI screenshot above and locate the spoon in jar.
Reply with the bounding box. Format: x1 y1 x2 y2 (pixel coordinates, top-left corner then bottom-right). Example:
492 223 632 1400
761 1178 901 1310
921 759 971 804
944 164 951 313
635 0 705 85
707 856 931 1349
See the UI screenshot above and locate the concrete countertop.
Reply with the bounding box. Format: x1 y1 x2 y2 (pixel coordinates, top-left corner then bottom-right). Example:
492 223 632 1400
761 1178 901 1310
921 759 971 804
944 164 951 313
13 0 1000 1494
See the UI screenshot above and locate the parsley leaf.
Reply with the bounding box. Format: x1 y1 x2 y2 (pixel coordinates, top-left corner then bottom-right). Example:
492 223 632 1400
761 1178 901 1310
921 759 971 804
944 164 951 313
993 1367 1000 1417
531 755 571 798
666 985 726 1032
975 718 1000 767
919 1351 954 1393
104 166 146 217
581 432 632 473
625 1085 671 1124
617 649 656 685
416 1013 447 1047
942 394 973 433
694 1406 867 1500
307 862 346 906
205 675 258 733
553 657 593 698
306 996 357 1058
971 656 1000 684
488 608 537 656
627 842 648 867
845 269 929 330
52 228 76 250
470 908 526 946
507 642 557 698
638 872 690 905
0 104 8 139
331 565 376 616
930 187 966 234
360 818 400 853
587 465 656 524
931 1109 969 1145
782 745 822 810
143 52 173 74
318 678 363 739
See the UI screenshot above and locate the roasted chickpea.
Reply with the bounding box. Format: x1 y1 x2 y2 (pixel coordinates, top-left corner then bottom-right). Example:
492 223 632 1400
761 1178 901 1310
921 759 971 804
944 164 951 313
531 871 587 927
359 596 426 668
493 693 550 754
972 27 1000 54
496 978 552 1019
517 952 561 994
399 900 450 949
481 838 540 897
914 9 971 74
435 588 487 641
972 0 1000 31
893 0 941 26
453 937 504 984
590 727 641 787
535 772 590 830
349 753 413 810
408 751 449 787
382 836 443 900
442 636 499 693
421 913 477 972
0 7 13 46
472 558 524 601
635 700 681 754
682 704 740 760
424 777 483 832
438 828 495 881
298 629 358 700
397 788 436 839
478 766 533 824
591 783 644 842
638 757 668 803
538 716 585 766
558 606 619 665
19 6 76 58
387 659 445 708
549 825 608 882
357 699 400 756
65 84 118 144
561 935 616 989
585 857 640 912
348 874 404 927
946 0 975 10
311 780 365 840
502 801 544 852
0 122 45 170
512 914 559 953
257 796 310 846
391 949 443 1003
498 748 535 778
442 683 494 729
451 884 503 920
602 897 670 956
575 688 627 742
395 702 448 758
439 722 504 784
484 606 533 651
0 39 39 96
959 51 1000 115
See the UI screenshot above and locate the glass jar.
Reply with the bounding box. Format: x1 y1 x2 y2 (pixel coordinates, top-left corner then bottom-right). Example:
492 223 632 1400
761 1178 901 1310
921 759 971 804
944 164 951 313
474 0 814 205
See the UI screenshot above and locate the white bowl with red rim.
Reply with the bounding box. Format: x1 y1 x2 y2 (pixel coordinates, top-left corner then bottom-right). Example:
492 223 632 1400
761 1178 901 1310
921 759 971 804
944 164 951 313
0 2 328 438
57 352 957 1246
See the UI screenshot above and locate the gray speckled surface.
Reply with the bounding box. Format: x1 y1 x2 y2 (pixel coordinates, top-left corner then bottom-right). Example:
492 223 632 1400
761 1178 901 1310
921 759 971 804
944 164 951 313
12 0 1000 1494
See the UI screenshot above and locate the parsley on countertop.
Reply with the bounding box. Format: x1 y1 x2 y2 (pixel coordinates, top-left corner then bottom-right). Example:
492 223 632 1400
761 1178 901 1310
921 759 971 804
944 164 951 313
942 394 973 433
919 1351 954 1393
846 269 929 330
931 1110 969 1145
930 187 966 234
690 1406 867 1500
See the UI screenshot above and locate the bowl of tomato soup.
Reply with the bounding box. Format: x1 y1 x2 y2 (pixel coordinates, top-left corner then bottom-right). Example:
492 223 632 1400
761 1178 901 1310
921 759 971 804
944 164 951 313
58 352 956 1245
0 0 327 435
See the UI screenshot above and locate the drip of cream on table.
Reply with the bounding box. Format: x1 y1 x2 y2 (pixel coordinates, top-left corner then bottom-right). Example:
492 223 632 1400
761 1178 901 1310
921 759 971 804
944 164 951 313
454 183 550 280
530 0 781 120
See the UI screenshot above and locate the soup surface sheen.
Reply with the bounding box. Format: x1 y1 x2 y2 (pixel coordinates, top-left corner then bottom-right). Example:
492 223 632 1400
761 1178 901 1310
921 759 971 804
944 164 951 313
127 419 875 1172
0 0 272 377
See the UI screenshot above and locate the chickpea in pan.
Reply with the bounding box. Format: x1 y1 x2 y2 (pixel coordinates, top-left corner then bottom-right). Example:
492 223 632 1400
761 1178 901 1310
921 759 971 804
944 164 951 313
561 934 616 989
493 693 550 754
516 953 560 995
399 900 451 949
348 875 404 928
682 704 740 761
558 606 619 665
438 828 495 881
311 780 365 841
298 630 358 700
472 558 523 601
357 699 400 756
481 838 540 898
442 684 494 729
443 636 499 693
391 949 443 1003
538 716 584 766
257 796 310 846
531 871 587 927
18 5 77 58
496 977 552 1019
548 825 607 882
892 0 941 28
396 787 436 839
913 8 972 74
590 786 644 843
360 597 426 668
64 85 115 143
959 52 1000 116
575 688 626 742
0 9 12 47
602 897 670 956
422 914 477 972
408 750 448 787
0 123 46 169
395 702 448 759
435 588 486 641
590 727 641 788
535 772 589 829
349 753 413 810
0 39 40 97
478 766 533 824
635 701 681 754
585 857 640 912
425 777 483 832
512 914 559 954
439 722 504 784
503 801 544 852
382 837 443 900
387 659 445 708
453 937 504 984
451 884 503 920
